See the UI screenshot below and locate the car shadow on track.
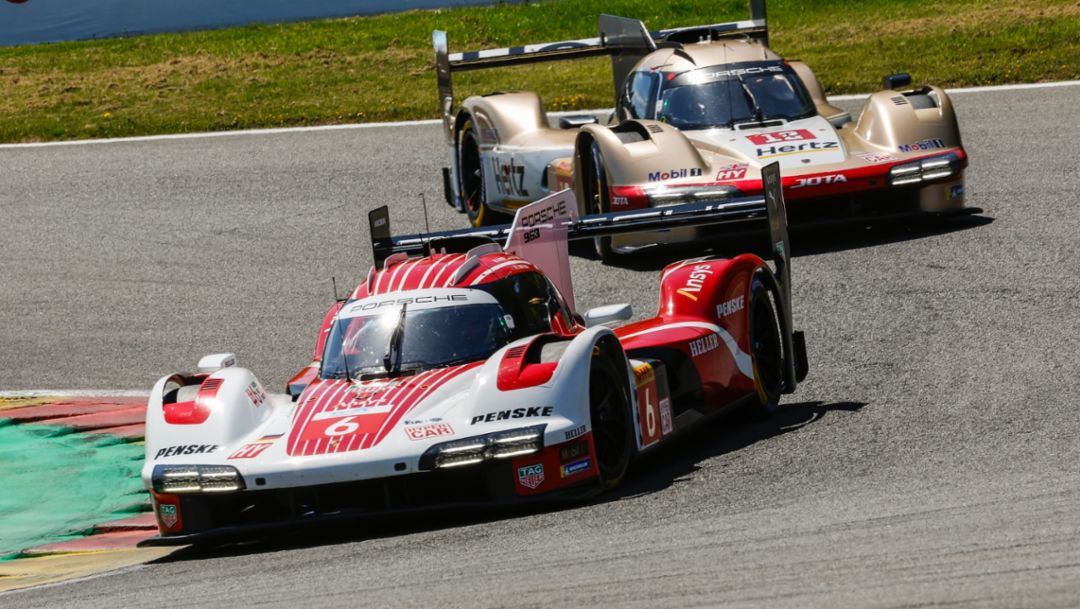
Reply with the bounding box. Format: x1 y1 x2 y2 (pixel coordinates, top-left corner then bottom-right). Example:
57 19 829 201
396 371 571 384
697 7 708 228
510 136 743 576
576 214 994 271
152 400 863 563
606 400 866 501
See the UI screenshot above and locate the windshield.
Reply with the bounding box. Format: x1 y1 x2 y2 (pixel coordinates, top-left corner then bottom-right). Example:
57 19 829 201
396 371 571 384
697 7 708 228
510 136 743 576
321 303 512 379
654 62 815 130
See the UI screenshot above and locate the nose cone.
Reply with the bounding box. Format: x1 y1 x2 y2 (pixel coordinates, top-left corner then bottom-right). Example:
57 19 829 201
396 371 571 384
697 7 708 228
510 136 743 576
286 364 482 457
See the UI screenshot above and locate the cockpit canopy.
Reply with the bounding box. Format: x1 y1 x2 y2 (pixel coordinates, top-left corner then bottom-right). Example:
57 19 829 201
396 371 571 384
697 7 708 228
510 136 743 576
620 60 816 131
321 272 573 379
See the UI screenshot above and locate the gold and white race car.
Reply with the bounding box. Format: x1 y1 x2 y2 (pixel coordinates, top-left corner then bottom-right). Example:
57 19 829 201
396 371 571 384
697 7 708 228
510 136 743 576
434 0 974 259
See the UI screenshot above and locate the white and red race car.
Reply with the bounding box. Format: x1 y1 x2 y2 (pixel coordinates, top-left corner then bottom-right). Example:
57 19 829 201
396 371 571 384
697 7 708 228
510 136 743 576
140 167 807 544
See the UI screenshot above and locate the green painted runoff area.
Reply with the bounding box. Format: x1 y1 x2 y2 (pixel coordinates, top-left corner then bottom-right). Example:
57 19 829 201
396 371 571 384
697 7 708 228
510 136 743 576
0 424 146 559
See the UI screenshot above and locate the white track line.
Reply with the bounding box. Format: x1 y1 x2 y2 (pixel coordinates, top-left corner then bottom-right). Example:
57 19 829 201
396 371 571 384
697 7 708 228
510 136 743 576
0 80 1076 150
0 389 150 398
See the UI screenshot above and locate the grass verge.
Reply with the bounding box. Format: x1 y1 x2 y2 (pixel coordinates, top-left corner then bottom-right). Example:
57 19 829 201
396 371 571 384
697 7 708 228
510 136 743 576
0 0 1076 142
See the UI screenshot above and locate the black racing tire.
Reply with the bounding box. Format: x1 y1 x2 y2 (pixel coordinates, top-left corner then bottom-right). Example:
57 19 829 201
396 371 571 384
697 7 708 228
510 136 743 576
747 276 784 417
585 141 616 263
457 118 498 227
589 349 634 490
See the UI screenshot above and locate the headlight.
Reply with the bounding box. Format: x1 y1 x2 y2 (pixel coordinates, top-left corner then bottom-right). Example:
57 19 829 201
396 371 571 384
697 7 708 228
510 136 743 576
645 185 742 207
419 424 546 471
889 152 961 186
152 464 246 494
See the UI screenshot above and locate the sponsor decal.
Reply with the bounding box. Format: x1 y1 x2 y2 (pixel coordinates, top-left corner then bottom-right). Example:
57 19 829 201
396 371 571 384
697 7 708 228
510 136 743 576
688 333 720 357
560 440 589 462
858 152 896 164
564 424 587 441
756 141 838 158
613 196 630 208
792 174 848 189
716 295 745 317
229 433 281 459
471 406 553 425
647 167 703 182
746 129 816 146
676 264 714 301
699 65 783 80
518 198 568 228
560 458 591 478
229 442 272 459
372 217 387 228
715 163 748 181
404 422 454 441
949 184 965 200
517 463 545 489
552 159 574 190
659 397 673 435
634 362 655 385
154 444 219 459
898 138 945 153
158 504 178 529
350 294 466 313
491 157 529 197
245 381 266 408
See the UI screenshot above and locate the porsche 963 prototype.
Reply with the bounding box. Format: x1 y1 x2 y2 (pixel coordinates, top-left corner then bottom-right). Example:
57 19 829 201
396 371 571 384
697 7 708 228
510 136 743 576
434 0 976 259
140 167 807 544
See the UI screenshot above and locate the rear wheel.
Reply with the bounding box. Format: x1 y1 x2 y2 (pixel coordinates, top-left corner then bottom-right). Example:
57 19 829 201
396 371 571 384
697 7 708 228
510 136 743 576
585 142 616 262
748 277 784 417
458 118 498 227
589 351 633 489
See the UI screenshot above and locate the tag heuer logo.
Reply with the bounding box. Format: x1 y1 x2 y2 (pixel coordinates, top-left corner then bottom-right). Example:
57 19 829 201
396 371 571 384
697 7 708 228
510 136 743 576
517 464 544 489
159 504 178 528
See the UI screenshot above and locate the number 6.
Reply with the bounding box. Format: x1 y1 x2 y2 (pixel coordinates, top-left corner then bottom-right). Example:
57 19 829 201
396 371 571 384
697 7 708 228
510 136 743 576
326 416 359 436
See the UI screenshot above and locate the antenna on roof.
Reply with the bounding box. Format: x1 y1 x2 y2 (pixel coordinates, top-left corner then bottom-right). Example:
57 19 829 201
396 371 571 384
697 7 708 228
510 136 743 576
421 193 431 234
332 276 339 301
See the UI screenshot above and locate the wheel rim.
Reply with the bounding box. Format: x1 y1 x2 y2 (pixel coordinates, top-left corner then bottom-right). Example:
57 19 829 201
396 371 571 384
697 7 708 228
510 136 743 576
459 124 484 223
590 368 628 477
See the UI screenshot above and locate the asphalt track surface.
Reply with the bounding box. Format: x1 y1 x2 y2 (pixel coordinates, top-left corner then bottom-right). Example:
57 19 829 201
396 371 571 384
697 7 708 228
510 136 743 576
3 85 1080 608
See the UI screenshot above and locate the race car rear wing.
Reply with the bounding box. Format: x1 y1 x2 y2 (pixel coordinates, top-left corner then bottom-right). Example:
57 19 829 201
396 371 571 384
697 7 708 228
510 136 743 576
433 0 768 143
368 160 805 390
368 194 766 268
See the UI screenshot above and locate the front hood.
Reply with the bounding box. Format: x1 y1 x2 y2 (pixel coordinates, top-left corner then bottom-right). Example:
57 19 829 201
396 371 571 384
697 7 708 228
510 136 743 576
686 115 845 170
286 363 482 457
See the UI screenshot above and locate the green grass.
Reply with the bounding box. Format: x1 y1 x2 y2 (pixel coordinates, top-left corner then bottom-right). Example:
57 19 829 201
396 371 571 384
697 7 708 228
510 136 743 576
0 0 1076 142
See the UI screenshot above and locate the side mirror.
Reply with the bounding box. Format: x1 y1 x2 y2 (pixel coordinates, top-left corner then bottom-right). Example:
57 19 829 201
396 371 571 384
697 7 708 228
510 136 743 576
583 303 632 328
882 73 912 91
198 353 237 373
558 114 599 129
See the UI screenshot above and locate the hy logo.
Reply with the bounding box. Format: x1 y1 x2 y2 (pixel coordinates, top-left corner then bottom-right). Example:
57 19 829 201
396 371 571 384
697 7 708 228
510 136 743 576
676 264 714 301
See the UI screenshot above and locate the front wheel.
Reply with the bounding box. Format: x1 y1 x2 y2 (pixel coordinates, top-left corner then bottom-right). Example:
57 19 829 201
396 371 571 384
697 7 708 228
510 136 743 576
588 351 633 489
747 277 784 417
585 142 616 262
